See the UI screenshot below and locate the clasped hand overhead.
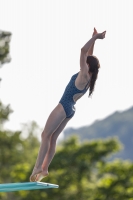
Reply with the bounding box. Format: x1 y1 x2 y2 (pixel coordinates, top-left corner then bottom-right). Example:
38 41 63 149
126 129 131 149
92 27 106 39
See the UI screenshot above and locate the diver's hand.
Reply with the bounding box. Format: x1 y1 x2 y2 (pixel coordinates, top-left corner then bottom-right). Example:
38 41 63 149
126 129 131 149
96 31 106 39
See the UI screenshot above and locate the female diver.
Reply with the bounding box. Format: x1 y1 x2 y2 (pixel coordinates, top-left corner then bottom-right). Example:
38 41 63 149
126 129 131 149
30 28 106 182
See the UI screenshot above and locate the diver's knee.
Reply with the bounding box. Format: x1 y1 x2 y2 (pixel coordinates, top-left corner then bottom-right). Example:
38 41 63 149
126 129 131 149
50 134 58 144
41 130 51 140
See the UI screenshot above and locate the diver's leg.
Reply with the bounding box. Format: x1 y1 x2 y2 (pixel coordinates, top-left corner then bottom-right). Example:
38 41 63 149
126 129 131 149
36 117 71 181
30 103 66 181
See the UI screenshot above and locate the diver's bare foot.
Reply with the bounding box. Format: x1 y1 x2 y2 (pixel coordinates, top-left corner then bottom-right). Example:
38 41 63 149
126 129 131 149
30 166 42 182
35 170 49 182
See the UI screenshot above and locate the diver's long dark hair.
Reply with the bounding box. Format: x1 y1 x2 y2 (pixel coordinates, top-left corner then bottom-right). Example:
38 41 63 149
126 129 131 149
86 55 100 97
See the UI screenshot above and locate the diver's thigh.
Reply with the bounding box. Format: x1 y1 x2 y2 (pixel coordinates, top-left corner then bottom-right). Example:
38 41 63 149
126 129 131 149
51 117 71 141
42 104 66 137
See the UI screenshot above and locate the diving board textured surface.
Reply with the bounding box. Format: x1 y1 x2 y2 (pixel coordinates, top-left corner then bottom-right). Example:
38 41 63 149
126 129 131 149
0 182 59 192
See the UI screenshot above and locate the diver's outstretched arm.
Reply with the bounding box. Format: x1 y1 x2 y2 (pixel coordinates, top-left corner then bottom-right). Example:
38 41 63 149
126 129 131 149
87 27 98 56
80 29 106 73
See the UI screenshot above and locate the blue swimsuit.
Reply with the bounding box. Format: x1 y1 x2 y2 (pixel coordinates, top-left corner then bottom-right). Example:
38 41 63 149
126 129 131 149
59 72 89 118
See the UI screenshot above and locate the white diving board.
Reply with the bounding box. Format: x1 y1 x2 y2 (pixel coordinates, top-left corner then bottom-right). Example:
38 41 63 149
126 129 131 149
0 182 59 192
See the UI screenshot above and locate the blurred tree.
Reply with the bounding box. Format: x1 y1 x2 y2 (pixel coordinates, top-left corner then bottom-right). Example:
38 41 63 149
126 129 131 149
0 30 11 67
0 101 13 129
0 30 12 82
0 102 40 200
93 160 133 200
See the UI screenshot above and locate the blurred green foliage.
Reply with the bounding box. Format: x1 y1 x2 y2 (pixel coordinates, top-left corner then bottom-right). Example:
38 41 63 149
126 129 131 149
0 101 13 128
0 101 133 200
0 30 11 68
